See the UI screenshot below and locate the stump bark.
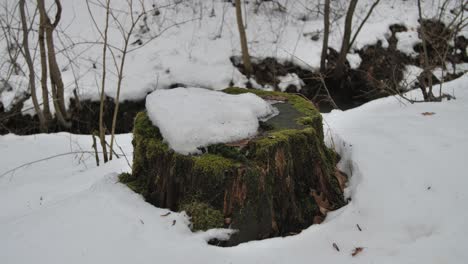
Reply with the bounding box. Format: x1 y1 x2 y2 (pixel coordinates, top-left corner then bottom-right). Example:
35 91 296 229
121 88 346 246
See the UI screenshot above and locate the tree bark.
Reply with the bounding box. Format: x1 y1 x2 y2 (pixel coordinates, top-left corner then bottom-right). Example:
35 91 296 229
320 0 331 72
20 0 47 132
417 0 434 101
348 0 381 53
37 4 52 123
334 0 358 79
235 0 253 77
37 0 71 128
99 0 111 163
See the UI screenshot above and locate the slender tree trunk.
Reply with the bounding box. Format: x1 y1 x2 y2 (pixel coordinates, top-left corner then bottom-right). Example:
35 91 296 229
109 34 132 160
417 0 434 101
109 48 128 161
320 0 331 72
235 0 253 77
20 0 47 132
334 0 358 79
38 21 52 123
99 0 111 163
37 0 70 128
348 0 381 53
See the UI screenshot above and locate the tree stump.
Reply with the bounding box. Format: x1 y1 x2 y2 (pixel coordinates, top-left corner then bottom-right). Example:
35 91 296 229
121 88 346 246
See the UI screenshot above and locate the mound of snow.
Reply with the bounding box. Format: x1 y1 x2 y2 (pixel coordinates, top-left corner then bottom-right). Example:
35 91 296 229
278 73 304 92
145 88 275 154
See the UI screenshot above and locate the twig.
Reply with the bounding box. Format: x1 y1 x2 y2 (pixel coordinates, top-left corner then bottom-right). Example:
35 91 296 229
0 150 123 178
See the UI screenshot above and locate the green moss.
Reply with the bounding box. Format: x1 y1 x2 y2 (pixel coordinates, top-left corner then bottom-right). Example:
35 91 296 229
193 154 236 175
180 200 224 231
133 112 163 140
132 112 170 177
119 172 147 195
118 172 135 183
250 128 316 160
191 154 237 204
206 144 247 162
145 138 169 160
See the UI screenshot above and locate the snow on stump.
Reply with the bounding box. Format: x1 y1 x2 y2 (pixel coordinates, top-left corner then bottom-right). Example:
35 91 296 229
121 87 346 246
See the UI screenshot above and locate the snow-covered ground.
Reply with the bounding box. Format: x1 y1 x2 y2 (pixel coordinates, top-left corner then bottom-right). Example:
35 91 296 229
1 0 466 112
1 74 467 263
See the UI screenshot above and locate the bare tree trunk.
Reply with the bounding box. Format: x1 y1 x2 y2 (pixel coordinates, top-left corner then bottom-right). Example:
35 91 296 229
37 0 71 128
417 0 434 101
235 0 253 77
99 0 111 163
334 0 358 79
109 24 134 160
38 10 52 122
19 0 47 132
348 0 381 53
109 49 127 161
320 0 331 72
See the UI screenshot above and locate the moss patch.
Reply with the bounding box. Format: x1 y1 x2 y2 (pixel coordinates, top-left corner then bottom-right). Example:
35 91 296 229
180 200 224 231
193 154 236 176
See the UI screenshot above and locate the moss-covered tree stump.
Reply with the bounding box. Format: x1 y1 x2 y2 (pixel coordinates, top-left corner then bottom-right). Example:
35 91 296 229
121 88 346 246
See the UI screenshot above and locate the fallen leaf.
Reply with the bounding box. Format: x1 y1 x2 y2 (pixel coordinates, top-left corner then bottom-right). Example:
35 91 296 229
172 220 176 226
421 112 435 116
160 212 171 217
352 247 364 257
333 243 340 252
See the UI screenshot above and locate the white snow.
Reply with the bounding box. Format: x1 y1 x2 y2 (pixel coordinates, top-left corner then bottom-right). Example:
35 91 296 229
396 30 419 56
346 53 362 69
278 73 304 92
0 76 28 111
145 87 275 154
1 74 468 264
401 65 424 89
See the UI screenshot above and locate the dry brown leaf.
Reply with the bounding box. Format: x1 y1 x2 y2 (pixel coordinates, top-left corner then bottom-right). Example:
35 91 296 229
310 189 331 215
334 169 348 192
351 247 364 257
421 112 436 116
160 212 171 217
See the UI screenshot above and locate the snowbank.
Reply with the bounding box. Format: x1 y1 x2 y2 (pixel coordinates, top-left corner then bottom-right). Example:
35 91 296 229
145 87 275 154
